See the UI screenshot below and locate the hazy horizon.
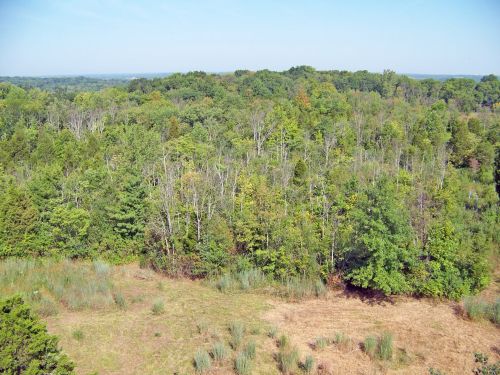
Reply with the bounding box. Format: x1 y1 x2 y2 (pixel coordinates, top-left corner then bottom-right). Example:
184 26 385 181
1 0 499 76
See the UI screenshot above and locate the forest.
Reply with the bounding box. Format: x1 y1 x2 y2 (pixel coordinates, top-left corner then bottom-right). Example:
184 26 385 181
0 67 499 299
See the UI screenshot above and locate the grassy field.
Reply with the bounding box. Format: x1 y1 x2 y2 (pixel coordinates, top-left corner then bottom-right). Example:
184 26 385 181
1 260 499 375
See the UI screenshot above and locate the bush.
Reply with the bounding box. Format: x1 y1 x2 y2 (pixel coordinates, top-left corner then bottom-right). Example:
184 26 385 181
0 296 75 374
473 352 500 375
194 349 211 373
151 299 165 315
235 352 252 375
211 341 227 362
243 340 256 359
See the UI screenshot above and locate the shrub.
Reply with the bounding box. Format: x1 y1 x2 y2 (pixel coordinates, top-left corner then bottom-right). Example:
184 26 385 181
235 352 252 375
363 335 377 358
72 329 84 341
194 349 211 373
151 299 165 315
230 321 245 349
378 332 393 360
473 352 500 374
0 296 75 374
243 340 256 359
215 274 233 292
314 336 329 350
303 355 315 374
211 341 228 362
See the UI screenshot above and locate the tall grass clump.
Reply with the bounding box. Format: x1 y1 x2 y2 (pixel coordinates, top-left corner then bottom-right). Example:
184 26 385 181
151 299 165 315
235 352 253 375
0 258 115 314
194 349 211 373
303 355 315 374
280 277 327 300
363 335 377 358
333 332 352 350
314 336 329 350
243 340 256 359
214 268 267 293
113 291 126 309
277 346 300 374
211 342 228 362
230 321 245 349
378 332 393 360
463 297 500 324
268 326 278 338
277 334 290 349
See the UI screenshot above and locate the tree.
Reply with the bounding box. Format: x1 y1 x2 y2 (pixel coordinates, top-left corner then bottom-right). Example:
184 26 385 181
0 296 74 374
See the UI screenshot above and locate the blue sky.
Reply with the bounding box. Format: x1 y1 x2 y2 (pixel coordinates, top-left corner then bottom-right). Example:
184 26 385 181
0 0 499 76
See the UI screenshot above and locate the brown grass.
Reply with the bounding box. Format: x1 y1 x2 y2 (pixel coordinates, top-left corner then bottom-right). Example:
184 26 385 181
32 263 499 375
263 289 499 374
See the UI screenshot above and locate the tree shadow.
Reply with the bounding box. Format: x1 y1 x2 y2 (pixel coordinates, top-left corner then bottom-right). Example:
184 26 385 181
339 284 395 306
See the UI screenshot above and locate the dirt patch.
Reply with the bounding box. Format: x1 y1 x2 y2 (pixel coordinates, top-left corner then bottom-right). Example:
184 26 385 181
263 291 499 374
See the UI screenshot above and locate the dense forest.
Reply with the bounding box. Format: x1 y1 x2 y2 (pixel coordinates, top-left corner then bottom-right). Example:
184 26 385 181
0 67 498 299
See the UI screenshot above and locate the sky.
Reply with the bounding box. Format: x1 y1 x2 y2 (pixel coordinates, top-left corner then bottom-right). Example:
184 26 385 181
0 0 499 76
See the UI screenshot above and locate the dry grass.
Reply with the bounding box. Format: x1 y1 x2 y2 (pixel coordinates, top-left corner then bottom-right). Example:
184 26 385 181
4 260 497 375
263 289 500 374
43 264 278 375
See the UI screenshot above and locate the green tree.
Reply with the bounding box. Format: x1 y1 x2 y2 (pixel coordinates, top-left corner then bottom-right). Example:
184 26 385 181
0 296 74 374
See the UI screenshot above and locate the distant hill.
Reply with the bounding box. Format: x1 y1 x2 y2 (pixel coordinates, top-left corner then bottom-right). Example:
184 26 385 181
405 73 484 82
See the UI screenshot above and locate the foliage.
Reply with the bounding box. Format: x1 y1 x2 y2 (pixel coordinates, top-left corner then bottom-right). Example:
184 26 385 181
0 296 75 374
0 69 498 299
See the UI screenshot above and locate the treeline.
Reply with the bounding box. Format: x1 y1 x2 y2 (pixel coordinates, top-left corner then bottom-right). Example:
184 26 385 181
0 67 498 299
0 76 128 93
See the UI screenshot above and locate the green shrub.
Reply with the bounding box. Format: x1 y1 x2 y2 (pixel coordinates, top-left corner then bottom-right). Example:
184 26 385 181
230 321 245 349
72 329 84 341
473 352 500 374
194 349 211 373
243 340 256 359
235 352 252 375
0 296 75 374
378 332 393 360
211 341 228 362
303 355 315 373
363 335 377 358
151 299 165 315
